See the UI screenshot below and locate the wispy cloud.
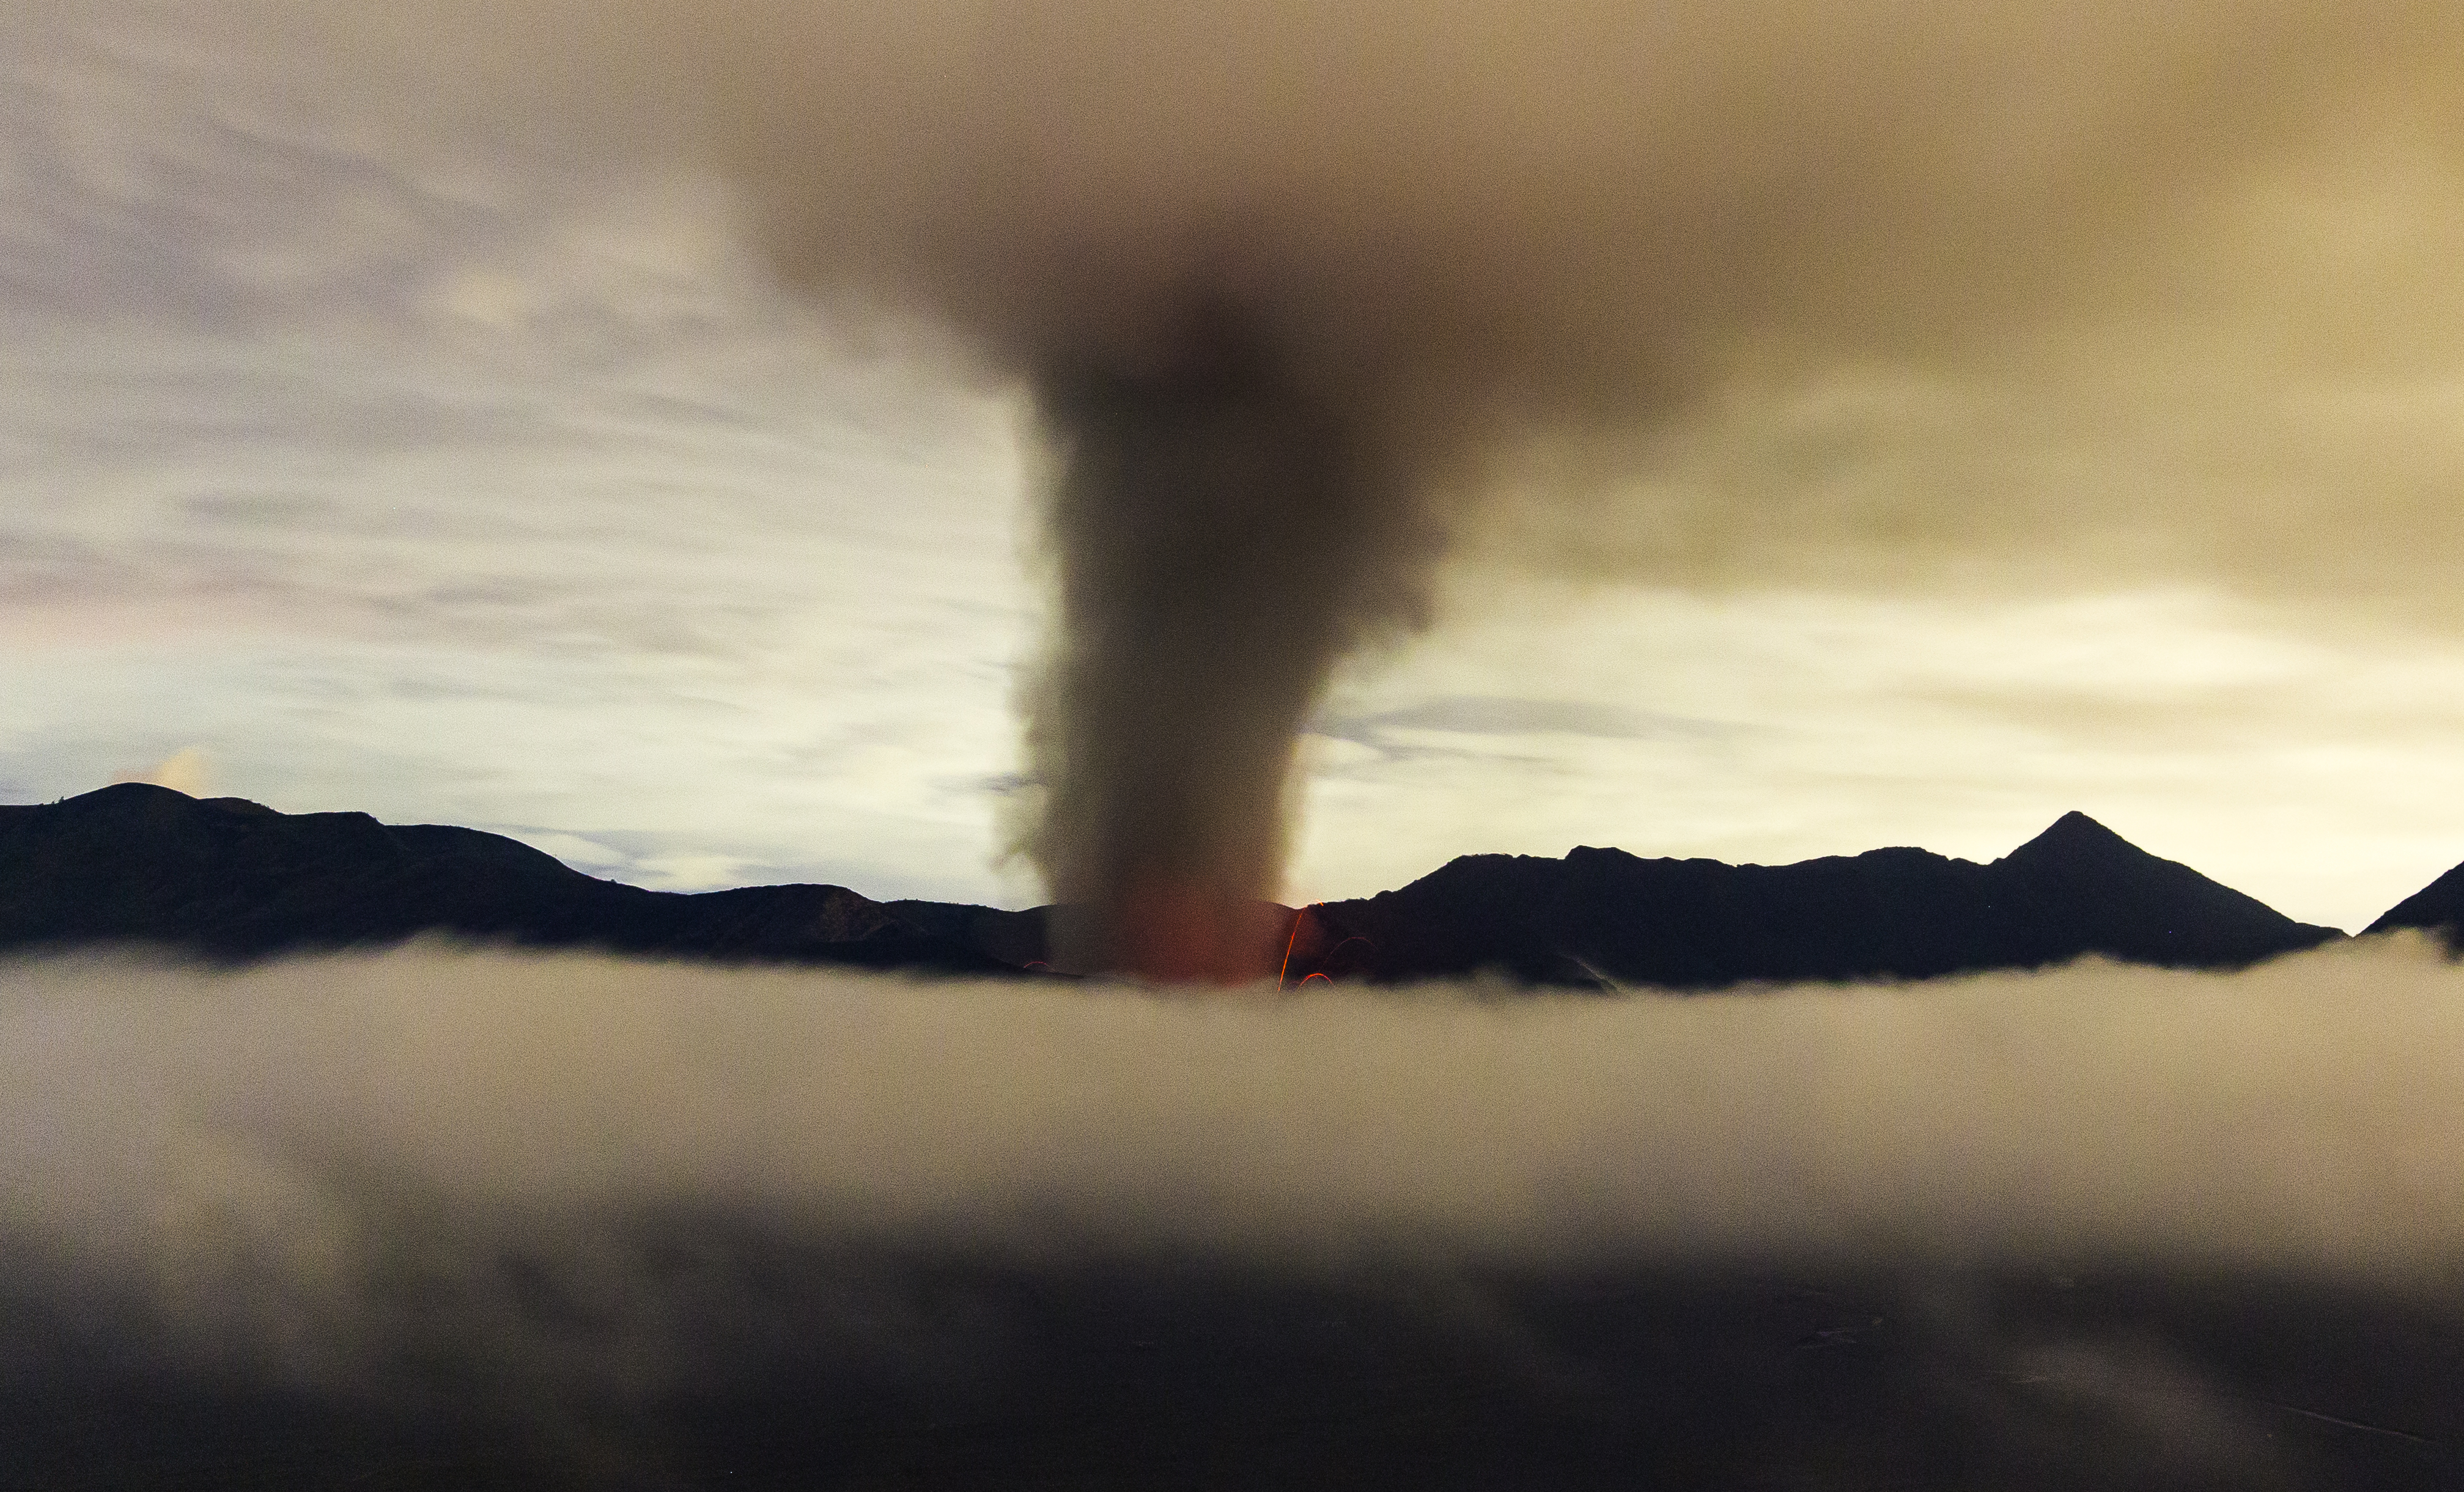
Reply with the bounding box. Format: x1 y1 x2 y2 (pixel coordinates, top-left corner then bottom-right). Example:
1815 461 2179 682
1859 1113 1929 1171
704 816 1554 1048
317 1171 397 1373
1311 694 1734 763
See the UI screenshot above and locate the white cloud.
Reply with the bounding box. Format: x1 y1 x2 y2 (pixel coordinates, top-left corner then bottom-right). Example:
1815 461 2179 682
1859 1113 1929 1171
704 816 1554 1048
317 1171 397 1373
8 941 2463 1279
12 942 2458 1483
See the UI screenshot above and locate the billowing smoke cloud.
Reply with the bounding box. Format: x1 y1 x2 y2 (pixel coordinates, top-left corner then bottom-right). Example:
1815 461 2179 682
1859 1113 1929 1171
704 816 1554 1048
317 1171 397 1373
267 1 2464 970
7 943 2464 1483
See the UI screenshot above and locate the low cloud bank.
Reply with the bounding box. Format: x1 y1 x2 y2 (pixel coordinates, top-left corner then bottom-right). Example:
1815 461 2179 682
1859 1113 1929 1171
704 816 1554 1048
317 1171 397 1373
7 943 2463 1484
9 940 2463 1275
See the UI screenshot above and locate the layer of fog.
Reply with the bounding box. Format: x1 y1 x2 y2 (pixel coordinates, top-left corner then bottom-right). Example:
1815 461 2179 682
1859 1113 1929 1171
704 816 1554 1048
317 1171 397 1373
9 941 2463 1303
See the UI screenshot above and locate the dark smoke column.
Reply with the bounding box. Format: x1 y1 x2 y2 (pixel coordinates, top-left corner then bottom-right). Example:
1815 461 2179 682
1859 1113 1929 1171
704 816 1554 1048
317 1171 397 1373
1024 304 1429 981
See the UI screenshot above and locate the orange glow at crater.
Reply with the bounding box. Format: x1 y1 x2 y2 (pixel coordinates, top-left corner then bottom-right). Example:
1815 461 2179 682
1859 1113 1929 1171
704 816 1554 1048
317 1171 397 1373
1111 878 1286 985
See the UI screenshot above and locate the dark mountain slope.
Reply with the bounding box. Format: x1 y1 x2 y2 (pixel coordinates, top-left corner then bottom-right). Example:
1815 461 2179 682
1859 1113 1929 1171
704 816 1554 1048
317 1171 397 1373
1296 812 2344 989
0 783 1013 972
2 790 2348 987
2364 861 2464 946
887 899 1054 968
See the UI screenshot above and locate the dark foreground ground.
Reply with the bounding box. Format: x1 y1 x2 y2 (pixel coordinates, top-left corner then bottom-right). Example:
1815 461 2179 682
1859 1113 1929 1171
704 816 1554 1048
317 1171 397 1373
6 1222 2457 1490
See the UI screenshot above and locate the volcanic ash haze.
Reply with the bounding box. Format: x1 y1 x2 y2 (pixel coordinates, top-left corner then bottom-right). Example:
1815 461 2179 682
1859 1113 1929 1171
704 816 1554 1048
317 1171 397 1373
304 0 2464 975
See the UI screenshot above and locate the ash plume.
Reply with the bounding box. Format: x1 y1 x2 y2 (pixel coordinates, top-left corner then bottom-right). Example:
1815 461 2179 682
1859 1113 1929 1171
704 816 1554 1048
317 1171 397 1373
1019 307 1437 977
284 1 2464 972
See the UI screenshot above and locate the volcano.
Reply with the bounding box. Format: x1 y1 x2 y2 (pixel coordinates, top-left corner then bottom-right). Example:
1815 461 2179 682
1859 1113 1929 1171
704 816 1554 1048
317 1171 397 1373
915 812 2348 986
1 787 2357 986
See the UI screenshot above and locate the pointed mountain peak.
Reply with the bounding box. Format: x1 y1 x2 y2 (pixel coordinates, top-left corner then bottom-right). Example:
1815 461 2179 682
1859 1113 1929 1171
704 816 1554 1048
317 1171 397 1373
2004 811 2148 865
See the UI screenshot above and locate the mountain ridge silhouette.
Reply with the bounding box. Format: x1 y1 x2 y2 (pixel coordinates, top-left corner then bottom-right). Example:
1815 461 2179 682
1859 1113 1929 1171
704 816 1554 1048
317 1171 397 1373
1 785 2386 985
0 782 1012 974
1286 809 2344 988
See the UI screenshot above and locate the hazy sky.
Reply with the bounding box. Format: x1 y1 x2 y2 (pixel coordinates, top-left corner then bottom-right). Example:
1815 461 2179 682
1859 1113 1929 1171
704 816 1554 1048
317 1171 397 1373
10 5 2464 929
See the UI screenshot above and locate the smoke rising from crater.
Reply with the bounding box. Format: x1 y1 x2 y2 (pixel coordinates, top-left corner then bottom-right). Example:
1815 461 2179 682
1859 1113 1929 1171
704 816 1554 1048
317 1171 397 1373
290 1 2464 969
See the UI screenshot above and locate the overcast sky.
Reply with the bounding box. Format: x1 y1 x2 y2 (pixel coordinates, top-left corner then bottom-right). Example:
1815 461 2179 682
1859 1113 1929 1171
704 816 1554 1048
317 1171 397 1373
10 5 2464 930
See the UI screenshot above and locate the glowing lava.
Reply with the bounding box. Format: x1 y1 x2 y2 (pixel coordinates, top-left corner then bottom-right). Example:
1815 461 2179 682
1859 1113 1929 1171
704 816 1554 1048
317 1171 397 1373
1277 905 1316 991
